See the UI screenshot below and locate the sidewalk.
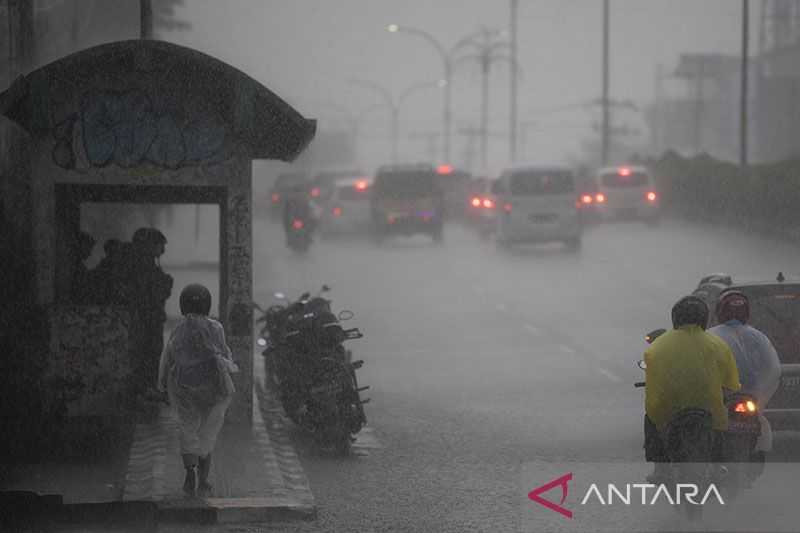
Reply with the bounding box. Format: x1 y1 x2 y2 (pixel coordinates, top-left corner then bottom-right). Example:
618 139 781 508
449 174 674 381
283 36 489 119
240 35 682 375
1 373 316 529
122 381 316 524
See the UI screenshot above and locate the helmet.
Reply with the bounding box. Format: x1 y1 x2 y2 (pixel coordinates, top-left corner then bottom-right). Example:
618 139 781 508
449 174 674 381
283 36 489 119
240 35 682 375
716 290 749 324
671 295 709 330
179 284 212 316
132 227 167 246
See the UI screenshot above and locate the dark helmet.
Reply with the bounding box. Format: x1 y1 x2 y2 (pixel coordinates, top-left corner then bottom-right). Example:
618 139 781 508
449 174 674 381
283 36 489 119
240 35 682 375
179 284 212 316
671 295 709 330
132 227 167 246
716 290 750 324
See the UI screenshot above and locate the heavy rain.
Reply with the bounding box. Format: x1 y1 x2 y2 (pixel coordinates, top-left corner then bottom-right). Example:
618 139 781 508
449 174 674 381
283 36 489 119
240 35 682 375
2 2 800 533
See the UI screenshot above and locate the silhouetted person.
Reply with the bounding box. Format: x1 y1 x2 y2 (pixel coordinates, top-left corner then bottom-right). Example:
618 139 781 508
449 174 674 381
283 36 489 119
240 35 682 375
128 228 173 400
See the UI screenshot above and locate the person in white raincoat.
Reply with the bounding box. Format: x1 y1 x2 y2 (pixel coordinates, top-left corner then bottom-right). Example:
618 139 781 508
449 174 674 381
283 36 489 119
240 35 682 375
158 284 239 497
708 291 781 455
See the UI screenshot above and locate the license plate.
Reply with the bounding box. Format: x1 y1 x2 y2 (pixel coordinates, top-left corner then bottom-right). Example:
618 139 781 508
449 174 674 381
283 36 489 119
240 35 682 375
528 214 557 223
727 419 760 433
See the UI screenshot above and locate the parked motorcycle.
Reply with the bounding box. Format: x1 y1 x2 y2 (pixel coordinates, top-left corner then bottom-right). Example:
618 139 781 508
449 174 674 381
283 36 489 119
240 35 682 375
254 286 368 454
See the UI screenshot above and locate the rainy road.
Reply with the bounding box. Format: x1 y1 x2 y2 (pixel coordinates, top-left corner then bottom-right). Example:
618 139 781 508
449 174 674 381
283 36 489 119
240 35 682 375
244 217 800 533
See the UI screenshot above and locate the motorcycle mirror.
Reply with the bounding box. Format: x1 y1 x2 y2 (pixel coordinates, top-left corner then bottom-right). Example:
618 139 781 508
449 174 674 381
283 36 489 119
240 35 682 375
644 328 666 344
257 338 267 347
300 292 311 300
321 284 331 292
338 310 354 321
637 360 647 370
274 292 286 300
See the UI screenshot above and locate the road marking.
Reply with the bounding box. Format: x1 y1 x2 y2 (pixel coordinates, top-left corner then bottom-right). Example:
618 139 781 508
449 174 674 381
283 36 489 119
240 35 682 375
597 367 623 382
524 324 541 335
495 303 508 313
558 344 576 354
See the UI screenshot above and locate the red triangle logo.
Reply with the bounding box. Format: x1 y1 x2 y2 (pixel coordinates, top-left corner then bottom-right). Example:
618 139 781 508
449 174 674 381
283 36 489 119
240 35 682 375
528 472 573 519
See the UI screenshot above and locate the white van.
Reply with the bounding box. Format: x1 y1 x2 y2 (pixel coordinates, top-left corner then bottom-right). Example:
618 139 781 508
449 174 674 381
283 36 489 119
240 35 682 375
493 165 582 249
593 165 660 222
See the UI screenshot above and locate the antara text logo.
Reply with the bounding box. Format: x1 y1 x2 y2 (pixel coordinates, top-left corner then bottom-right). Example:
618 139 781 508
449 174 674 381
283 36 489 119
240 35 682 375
528 472 725 519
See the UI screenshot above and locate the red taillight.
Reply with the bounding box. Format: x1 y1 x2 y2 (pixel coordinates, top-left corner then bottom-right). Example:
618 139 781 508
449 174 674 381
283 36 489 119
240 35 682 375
271 193 280 203
595 193 606 204
355 180 369 191
387 215 396 224
733 400 757 414
646 191 657 202
482 198 494 209
471 197 481 207
310 187 321 198
503 202 512 213
581 194 593 205
292 219 305 229
332 207 342 217
437 164 454 175
619 167 631 176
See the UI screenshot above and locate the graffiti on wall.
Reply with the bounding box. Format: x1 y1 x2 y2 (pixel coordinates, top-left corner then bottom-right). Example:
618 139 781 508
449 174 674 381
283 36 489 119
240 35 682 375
50 305 132 416
52 90 230 171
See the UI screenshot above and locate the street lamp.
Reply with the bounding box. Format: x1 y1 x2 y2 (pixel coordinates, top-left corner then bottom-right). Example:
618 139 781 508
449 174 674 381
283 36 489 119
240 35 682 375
349 78 445 164
386 23 456 163
452 26 516 172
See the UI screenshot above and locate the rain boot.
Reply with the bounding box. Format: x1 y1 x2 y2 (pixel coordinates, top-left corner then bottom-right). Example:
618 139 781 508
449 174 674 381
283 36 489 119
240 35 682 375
182 454 198 497
198 454 213 496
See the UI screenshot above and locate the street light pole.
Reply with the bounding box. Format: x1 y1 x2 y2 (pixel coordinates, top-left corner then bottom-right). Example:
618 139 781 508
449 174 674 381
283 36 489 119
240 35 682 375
387 24 454 163
601 0 610 166
510 0 519 163
350 79 444 165
740 0 749 167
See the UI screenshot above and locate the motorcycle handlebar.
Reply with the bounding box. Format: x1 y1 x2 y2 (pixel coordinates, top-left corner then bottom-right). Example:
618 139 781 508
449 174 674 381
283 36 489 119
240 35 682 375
634 381 645 388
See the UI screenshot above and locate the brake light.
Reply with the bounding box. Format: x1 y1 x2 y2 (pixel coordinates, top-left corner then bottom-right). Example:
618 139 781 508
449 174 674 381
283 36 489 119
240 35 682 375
595 193 606 204
333 207 342 217
292 219 305 229
271 193 280 203
503 202 513 213
355 180 369 191
310 187 321 198
437 164 454 175
471 197 481 207
387 215 396 224
619 167 631 176
482 198 494 209
733 400 757 413
581 194 593 205
646 191 657 202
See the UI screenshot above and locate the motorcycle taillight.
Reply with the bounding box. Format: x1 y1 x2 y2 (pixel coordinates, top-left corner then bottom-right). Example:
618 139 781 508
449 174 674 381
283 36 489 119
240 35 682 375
732 400 757 414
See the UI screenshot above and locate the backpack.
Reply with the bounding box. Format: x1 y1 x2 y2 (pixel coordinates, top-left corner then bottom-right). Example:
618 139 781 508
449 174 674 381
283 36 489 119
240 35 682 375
175 356 224 408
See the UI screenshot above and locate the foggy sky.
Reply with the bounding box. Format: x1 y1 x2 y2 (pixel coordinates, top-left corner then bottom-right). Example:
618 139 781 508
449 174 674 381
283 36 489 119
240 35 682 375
163 0 751 172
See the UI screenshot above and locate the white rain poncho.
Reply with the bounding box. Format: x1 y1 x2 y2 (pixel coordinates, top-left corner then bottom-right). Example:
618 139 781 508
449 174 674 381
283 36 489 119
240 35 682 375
158 314 239 457
709 320 782 451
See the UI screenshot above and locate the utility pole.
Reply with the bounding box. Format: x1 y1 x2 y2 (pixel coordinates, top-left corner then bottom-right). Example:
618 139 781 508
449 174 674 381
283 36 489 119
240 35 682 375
140 0 153 39
510 0 519 163
601 0 611 165
740 0 749 166
653 64 663 154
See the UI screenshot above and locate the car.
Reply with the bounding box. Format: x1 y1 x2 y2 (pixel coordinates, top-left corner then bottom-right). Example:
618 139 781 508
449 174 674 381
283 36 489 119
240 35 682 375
432 164 472 220
465 177 501 238
692 272 800 430
591 165 660 223
268 172 309 220
370 164 445 243
319 177 373 237
309 169 364 204
492 165 583 250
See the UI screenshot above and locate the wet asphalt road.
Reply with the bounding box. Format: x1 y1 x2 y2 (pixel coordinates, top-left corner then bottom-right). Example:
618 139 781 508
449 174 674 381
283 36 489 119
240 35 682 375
82 216 800 533
242 217 800 533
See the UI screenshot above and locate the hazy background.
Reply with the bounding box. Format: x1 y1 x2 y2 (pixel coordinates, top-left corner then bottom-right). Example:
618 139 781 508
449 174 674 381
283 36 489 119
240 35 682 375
160 0 751 173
